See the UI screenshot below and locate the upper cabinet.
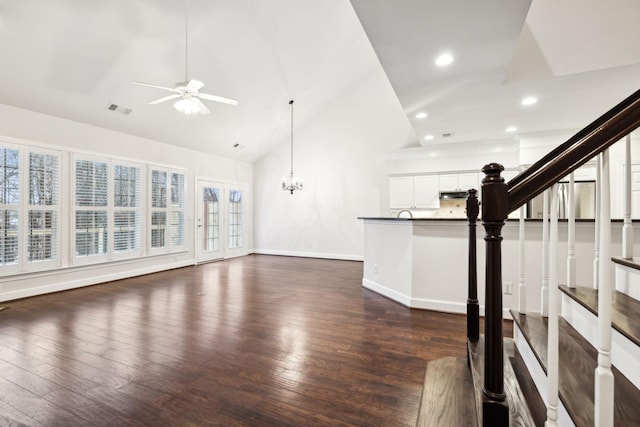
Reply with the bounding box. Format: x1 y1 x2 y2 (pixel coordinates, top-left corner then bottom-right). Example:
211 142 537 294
389 175 439 209
413 175 440 208
439 172 479 192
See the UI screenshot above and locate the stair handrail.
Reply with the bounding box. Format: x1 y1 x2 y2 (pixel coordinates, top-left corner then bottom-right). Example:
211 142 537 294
508 88 640 213
474 88 640 426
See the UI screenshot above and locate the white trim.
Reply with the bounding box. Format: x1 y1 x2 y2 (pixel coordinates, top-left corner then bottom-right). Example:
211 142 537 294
0 259 193 302
253 248 363 262
409 297 466 314
362 278 411 306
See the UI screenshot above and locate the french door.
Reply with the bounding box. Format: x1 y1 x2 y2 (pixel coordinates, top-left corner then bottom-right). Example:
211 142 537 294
196 179 224 263
195 179 247 263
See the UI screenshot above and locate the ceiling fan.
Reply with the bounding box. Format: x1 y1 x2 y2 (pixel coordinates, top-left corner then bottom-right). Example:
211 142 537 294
133 0 238 115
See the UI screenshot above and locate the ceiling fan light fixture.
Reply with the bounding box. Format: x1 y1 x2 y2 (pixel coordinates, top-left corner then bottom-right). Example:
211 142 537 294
174 97 201 115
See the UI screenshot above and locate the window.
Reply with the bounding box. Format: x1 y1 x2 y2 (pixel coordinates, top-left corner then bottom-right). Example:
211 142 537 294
0 148 19 266
113 164 141 254
0 145 61 274
74 159 108 258
203 187 219 252
228 190 242 249
170 172 185 246
28 152 59 262
149 168 185 251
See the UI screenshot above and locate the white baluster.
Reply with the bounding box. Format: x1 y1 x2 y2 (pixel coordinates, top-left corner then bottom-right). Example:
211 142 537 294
595 150 614 427
623 134 634 259
519 204 526 313
594 155 601 290
546 184 559 427
567 173 576 287
541 189 550 316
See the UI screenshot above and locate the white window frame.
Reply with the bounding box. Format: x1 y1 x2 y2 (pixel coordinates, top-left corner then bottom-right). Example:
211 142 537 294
72 154 110 265
112 160 144 259
148 166 186 253
0 142 61 276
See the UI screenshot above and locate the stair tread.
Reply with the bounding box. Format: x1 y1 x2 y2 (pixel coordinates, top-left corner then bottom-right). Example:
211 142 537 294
416 356 476 427
509 346 546 427
612 256 640 270
468 337 536 427
510 309 640 426
559 284 640 347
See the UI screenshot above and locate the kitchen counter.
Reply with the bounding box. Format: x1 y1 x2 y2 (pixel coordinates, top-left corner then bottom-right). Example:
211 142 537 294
359 216 629 317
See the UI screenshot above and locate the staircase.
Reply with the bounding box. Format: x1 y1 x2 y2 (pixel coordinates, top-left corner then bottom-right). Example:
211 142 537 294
417 89 640 426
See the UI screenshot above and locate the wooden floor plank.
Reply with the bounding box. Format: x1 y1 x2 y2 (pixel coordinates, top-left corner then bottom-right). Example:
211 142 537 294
0 255 470 426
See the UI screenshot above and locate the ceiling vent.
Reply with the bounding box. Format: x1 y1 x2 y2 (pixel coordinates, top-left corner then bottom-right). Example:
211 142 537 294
442 132 453 138
105 103 132 115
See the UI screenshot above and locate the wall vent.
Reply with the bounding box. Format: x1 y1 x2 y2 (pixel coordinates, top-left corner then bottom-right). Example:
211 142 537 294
105 103 132 115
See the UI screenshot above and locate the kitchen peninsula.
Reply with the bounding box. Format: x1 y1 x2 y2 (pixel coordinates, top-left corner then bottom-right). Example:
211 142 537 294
358 217 622 317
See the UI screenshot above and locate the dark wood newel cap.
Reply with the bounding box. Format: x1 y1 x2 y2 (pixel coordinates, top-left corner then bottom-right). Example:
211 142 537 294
481 163 505 184
481 163 508 221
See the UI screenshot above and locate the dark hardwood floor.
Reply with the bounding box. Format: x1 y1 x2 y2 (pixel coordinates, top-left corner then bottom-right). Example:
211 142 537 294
0 255 473 426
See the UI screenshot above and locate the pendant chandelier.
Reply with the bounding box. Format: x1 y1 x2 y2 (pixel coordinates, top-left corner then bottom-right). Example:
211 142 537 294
282 100 303 194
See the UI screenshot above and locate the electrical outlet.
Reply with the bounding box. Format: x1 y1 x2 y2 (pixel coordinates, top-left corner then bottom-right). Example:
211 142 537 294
503 281 513 295
373 264 379 274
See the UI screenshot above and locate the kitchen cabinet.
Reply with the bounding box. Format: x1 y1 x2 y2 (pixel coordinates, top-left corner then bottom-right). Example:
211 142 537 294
439 172 479 191
389 175 439 209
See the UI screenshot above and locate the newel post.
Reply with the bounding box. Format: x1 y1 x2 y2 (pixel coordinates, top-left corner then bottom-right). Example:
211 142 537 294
467 189 480 343
481 163 509 426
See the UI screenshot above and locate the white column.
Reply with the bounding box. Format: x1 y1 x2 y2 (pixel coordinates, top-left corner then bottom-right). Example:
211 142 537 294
519 204 526 313
623 134 634 259
541 189 550 316
567 173 576 287
545 184 559 427
594 155 601 290
595 150 614 427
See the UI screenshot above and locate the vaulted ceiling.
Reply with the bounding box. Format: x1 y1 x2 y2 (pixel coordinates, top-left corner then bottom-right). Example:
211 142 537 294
0 0 638 162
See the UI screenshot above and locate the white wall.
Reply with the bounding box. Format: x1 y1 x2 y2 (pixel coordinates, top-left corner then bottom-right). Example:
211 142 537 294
252 0 414 261
0 103 253 301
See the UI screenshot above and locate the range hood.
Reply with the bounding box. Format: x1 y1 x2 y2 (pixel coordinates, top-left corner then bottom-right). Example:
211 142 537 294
439 191 468 200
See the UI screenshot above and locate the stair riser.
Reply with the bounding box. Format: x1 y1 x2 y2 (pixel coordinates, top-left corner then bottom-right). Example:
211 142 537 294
513 326 574 427
614 264 640 300
561 293 640 389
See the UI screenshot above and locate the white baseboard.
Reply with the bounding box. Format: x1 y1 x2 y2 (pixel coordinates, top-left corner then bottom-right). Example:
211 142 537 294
0 260 194 302
362 278 411 306
253 249 363 262
410 297 466 314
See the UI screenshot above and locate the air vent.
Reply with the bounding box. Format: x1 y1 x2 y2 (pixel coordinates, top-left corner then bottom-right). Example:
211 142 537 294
105 103 132 115
442 132 453 138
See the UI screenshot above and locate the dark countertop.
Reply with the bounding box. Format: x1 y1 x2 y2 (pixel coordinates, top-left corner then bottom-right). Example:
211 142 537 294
358 217 637 223
357 217 467 221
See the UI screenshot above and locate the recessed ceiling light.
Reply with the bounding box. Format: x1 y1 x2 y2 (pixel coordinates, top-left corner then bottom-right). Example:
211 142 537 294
423 134 435 141
435 52 454 67
415 112 428 119
521 96 538 106
505 126 518 133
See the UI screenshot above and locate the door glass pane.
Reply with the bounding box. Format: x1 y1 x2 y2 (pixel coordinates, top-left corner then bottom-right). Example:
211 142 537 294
203 187 219 252
228 190 242 249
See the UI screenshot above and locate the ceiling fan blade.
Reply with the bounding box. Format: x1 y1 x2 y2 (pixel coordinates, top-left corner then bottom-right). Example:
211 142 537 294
192 97 210 115
186 79 205 91
148 94 181 105
198 92 239 106
132 81 178 92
